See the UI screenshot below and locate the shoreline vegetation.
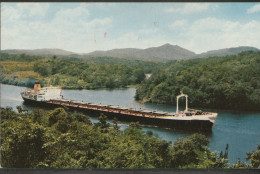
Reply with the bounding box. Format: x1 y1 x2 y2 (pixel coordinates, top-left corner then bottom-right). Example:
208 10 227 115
1 51 260 111
0 82 138 91
136 52 260 111
1 106 259 169
0 53 169 90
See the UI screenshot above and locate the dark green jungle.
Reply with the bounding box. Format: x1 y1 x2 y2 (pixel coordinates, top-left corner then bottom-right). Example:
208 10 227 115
1 107 259 168
135 52 260 111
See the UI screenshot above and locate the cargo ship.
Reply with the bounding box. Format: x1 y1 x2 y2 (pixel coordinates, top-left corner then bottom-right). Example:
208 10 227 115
21 82 218 131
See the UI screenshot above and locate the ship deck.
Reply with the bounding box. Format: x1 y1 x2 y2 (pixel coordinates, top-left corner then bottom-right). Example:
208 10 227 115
21 97 217 131
45 99 217 122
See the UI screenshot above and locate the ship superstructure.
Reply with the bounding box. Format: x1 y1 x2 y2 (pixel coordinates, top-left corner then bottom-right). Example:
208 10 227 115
21 82 62 102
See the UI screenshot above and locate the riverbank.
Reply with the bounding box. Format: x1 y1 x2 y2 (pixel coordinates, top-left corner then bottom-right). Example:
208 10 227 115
0 81 139 90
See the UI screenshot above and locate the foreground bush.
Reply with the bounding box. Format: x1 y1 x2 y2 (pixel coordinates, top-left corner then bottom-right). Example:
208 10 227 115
1 107 258 168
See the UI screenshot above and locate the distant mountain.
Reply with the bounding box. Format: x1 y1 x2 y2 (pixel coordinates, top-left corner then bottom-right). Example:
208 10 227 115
84 45 260 61
2 45 259 61
135 44 196 61
85 44 196 61
86 48 141 59
1 48 77 56
196 46 260 58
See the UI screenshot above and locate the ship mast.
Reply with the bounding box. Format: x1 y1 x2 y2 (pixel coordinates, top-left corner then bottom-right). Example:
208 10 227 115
176 91 188 113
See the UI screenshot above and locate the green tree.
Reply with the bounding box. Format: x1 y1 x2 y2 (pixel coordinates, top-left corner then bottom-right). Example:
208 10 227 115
48 107 71 133
247 145 260 168
1 118 46 168
0 107 237 169
231 158 249 169
133 68 145 84
170 134 228 168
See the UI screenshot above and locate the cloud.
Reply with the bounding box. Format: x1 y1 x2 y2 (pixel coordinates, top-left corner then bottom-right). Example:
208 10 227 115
138 28 158 35
2 3 260 54
170 20 187 30
2 3 50 21
86 28 170 52
2 6 20 21
17 3 50 18
166 3 210 14
247 4 260 14
175 17 260 53
54 6 89 22
82 17 112 29
1 3 113 53
108 30 171 50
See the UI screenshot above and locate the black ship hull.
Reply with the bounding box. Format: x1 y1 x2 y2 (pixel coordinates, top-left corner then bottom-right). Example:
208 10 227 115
22 97 47 105
22 98 214 132
83 109 213 132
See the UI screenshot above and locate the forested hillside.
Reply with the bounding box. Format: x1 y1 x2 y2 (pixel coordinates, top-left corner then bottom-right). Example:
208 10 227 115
194 46 259 58
77 56 172 73
135 51 260 111
0 54 169 89
1 48 77 57
85 44 196 61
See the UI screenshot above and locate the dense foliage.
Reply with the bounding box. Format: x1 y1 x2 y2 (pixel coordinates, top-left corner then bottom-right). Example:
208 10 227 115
1 54 170 89
77 56 172 74
135 51 260 111
246 145 260 168
32 59 146 89
0 107 234 169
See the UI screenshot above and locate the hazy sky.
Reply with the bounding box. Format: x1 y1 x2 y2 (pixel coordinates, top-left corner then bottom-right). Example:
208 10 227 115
2 2 260 54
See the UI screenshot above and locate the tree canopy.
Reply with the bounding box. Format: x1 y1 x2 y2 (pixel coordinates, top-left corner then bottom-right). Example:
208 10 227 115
0 106 235 169
135 51 260 111
0 54 170 89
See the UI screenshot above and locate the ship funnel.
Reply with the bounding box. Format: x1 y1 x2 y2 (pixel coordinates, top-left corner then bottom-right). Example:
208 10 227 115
33 82 41 91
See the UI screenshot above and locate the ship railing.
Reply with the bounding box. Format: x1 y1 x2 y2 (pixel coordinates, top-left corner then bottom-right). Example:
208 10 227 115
106 105 122 113
108 105 121 109
188 108 202 111
60 99 71 103
96 105 108 111
135 110 155 117
75 101 89 105
22 91 38 95
88 103 98 106
47 99 187 118
153 111 167 115
118 107 128 110
126 108 144 116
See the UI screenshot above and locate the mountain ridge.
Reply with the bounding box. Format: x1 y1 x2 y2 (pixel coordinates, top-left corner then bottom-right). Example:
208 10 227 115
2 44 259 61
1 48 77 56
195 46 260 58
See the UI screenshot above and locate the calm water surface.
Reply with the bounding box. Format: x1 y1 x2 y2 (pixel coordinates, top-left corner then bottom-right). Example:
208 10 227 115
1 84 260 165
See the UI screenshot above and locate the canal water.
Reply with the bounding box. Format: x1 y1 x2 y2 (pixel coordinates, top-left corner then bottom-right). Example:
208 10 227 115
1 83 260 165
